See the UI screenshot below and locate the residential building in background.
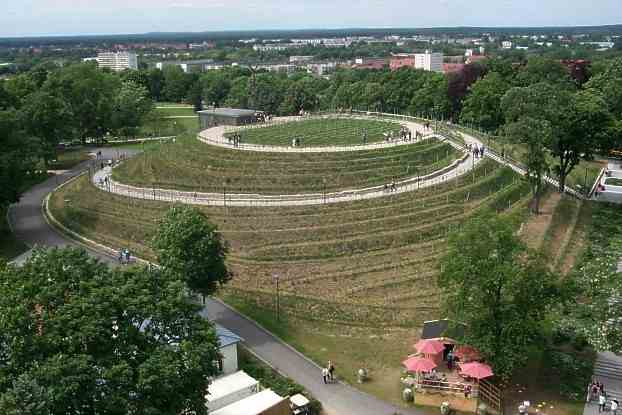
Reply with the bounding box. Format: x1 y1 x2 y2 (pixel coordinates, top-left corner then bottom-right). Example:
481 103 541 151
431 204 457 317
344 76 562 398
390 50 443 72
85 51 138 71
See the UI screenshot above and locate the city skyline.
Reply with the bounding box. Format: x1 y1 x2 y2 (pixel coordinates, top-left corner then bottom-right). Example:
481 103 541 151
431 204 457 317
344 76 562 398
3 0 622 37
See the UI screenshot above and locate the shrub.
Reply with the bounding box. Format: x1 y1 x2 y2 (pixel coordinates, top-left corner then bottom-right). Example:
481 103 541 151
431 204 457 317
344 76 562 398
545 349 594 401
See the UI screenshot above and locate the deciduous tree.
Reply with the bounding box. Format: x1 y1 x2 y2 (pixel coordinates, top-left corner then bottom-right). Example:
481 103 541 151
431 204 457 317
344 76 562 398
0 248 221 415
439 213 558 379
151 205 231 297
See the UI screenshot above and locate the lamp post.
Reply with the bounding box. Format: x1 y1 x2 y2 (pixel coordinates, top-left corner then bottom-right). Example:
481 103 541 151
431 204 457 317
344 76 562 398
273 273 280 322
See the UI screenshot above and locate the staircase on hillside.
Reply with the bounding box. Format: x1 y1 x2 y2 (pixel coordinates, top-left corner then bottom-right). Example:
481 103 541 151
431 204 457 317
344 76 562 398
593 352 622 402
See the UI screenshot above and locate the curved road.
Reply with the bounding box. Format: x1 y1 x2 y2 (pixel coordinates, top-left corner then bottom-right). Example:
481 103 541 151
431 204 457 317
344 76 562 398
9 148 424 415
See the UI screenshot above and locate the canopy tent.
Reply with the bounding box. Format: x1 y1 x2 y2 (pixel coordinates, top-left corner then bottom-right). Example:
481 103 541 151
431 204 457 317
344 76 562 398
403 356 437 373
459 362 494 379
414 339 445 355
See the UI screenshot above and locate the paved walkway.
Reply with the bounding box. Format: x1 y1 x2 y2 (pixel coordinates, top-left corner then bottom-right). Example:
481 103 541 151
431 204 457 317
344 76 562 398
584 352 622 415
93 120 485 207
8 148 425 415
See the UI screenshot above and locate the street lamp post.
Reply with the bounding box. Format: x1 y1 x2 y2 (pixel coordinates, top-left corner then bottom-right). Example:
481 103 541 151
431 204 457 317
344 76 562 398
273 273 280 322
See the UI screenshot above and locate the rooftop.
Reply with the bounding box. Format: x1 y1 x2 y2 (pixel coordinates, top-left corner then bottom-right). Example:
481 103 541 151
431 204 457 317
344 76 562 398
206 370 258 402
421 319 466 342
198 108 257 118
215 323 244 348
210 389 285 415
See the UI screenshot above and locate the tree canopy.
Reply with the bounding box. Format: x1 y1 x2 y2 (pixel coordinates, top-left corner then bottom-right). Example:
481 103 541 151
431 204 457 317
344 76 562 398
438 212 558 379
151 205 231 297
0 248 221 415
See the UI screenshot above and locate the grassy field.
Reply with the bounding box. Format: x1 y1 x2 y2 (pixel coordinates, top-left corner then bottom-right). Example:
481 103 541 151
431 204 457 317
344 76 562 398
113 134 461 194
154 107 197 117
227 118 403 146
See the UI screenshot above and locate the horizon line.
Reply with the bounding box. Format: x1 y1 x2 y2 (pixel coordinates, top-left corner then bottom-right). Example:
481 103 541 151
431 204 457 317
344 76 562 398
2 23 622 41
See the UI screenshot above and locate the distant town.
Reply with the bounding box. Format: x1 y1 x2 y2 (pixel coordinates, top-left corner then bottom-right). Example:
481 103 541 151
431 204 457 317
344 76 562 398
1 26 621 78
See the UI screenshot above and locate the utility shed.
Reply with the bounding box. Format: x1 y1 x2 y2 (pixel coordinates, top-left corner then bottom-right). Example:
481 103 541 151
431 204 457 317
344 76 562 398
206 371 259 412
215 324 243 375
198 108 257 128
210 389 290 415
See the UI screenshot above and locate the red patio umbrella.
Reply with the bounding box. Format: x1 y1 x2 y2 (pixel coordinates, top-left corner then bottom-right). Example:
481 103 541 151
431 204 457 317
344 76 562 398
453 345 481 360
414 339 445 355
402 356 437 373
459 362 494 379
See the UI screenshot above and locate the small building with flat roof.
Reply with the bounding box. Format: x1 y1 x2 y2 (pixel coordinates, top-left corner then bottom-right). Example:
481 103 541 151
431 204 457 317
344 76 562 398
206 370 259 412
198 108 258 129
210 389 290 415
215 324 244 375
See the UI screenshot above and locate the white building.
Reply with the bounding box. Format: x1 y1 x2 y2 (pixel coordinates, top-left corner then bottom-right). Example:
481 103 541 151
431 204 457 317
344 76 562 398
501 41 513 49
206 371 259 412
210 389 289 415
415 50 443 73
215 324 243 375
93 51 138 71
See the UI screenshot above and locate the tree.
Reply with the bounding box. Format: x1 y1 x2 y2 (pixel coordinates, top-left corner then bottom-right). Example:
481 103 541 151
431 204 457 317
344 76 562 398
0 248 221 415
146 68 166 101
161 66 192 103
111 81 154 138
0 110 39 212
502 82 610 192
20 90 74 165
151 205 231 297
460 72 510 132
438 213 558 379
584 57 622 118
43 63 120 143
504 118 551 213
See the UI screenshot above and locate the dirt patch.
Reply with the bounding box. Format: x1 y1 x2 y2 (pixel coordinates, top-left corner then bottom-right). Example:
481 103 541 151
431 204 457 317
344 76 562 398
559 202 592 276
520 192 562 250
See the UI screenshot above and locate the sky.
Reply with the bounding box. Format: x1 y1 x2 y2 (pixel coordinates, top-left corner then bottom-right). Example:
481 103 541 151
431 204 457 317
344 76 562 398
2 0 622 37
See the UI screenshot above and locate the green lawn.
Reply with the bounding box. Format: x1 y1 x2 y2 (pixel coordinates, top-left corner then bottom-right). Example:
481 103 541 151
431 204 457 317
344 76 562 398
155 102 193 108
49 148 92 170
113 134 461 194
228 118 404 146
154 107 197 117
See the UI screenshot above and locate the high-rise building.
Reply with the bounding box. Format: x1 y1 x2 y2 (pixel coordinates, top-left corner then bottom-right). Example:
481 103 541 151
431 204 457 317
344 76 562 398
94 51 138 71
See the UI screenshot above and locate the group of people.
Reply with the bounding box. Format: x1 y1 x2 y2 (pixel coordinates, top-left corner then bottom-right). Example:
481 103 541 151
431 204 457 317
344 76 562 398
255 112 272 123
384 182 397 193
467 143 486 159
589 381 618 414
118 248 132 264
321 361 336 384
228 133 243 147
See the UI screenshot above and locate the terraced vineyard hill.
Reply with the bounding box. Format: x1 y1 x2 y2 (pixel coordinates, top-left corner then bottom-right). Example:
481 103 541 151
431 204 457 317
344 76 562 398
112 134 460 194
52 159 528 327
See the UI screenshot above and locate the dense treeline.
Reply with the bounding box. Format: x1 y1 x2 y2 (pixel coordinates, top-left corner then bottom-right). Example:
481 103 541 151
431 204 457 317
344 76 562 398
0 62 153 215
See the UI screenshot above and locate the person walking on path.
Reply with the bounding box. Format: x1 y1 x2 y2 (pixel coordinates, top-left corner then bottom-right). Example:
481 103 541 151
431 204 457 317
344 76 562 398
328 361 335 382
322 367 329 384
611 399 619 415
